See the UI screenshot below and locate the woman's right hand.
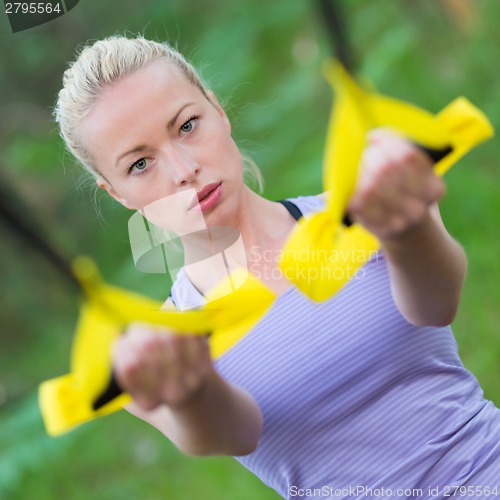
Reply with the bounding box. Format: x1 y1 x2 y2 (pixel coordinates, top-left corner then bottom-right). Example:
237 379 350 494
112 323 213 411
115 323 263 456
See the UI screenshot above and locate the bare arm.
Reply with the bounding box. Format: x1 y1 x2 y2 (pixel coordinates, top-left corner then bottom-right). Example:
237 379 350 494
348 130 467 326
379 203 466 326
125 358 263 457
114 300 263 456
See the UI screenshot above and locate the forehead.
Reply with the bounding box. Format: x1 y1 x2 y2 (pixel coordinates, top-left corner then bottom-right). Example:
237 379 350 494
78 60 204 158
97 59 200 109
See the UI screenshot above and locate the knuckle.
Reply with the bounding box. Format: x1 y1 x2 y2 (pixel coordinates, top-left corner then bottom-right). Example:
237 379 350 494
170 333 185 345
375 161 391 177
398 147 417 165
390 216 407 235
359 185 377 204
375 158 400 183
409 205 426 224
162 333 182 353
140 334 162 353
120 359 141 380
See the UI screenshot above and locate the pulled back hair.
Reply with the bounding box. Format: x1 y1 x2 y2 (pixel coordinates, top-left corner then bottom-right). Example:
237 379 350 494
54 35 263 191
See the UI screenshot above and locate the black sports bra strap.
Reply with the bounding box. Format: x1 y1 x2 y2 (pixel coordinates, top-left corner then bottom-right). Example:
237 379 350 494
278 198 354 226
277 200 303 221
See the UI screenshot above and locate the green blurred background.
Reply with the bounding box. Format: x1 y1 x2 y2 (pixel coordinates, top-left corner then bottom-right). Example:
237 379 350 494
0 0 499 498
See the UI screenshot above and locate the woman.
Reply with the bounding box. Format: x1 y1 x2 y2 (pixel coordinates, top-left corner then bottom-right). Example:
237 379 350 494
55 36 500 497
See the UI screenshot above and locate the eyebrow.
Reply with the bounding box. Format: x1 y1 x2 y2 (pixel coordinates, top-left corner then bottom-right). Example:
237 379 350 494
114 102 195 168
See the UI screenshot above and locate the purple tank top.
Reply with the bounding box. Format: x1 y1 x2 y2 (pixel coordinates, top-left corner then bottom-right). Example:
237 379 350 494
171 195 500 499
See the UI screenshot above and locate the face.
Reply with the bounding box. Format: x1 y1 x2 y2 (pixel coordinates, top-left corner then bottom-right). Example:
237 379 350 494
79 59 245 232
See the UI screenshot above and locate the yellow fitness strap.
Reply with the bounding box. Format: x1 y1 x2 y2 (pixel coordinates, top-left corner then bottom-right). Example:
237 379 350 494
279 61 494 301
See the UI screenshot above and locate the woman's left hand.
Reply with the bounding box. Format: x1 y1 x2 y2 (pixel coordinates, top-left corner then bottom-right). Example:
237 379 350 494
347 129 446 241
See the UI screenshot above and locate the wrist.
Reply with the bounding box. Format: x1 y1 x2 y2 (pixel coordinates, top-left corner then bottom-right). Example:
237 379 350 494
167 367 219 413
379 209 435 253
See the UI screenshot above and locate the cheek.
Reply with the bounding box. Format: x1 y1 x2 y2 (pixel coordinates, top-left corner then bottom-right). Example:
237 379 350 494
208 128 242 168
114 177 170 211
203 117 236 151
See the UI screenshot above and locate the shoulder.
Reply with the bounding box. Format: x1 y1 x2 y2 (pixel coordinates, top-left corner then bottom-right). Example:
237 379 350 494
285 193 326 216
168 267 207 311
316 192 328 203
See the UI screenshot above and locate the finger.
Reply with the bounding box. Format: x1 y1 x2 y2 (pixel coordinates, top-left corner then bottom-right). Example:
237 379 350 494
166 336 212 405
178 336 211 385
352 145 404 218
113 338 159 410
116 324 172 409
369 130 433 165
184 335 211 368
374 138 446 206
366 127 401 145
158 335 196 405
183 336 212 389
398 167 446 206
348 193 393 235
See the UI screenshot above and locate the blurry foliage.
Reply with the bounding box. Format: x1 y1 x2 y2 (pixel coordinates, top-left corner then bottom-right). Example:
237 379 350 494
0 0 499 498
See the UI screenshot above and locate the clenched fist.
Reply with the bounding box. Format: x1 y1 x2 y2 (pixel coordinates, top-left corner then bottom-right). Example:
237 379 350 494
348 129 446 241
112 323 212 411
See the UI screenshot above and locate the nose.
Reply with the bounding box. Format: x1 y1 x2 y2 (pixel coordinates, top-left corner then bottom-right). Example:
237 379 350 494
168 147 200 186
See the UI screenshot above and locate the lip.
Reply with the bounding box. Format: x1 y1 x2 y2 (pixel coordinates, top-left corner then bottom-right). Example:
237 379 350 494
189 182 223 212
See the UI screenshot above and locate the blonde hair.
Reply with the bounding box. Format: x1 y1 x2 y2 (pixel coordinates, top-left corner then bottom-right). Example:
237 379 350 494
54 35 263 191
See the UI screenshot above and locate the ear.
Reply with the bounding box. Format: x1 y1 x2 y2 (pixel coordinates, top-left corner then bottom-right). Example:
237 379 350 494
207 90 231 132
96 178 136 210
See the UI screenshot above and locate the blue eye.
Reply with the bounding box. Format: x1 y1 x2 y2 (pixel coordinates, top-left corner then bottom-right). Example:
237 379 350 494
129 158 149 175
180 116 198 134
181 121 192 133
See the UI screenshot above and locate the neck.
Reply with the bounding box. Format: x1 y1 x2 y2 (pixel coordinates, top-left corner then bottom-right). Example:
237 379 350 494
232 187 293 251
226 187 298 295
180 186 298 296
